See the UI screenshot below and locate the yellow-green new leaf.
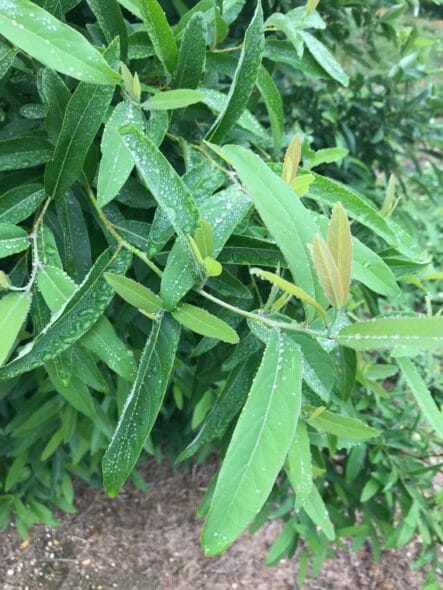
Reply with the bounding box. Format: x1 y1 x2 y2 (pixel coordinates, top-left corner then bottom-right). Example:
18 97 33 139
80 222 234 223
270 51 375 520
0 292 32 366
202 331 302 555
172 303 239 344
282 135 301 184
104 273 162 315
312 235 344 307
251 268 328 324
327 202 352 303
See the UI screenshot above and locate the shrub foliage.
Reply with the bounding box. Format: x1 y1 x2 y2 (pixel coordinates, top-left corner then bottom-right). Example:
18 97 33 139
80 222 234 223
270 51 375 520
0 0 442 584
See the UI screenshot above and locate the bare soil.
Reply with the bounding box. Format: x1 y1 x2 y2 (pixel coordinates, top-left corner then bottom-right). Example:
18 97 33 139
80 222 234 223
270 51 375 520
0 460 429 590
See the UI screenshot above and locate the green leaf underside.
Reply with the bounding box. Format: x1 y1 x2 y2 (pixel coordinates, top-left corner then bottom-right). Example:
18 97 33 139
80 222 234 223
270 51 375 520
143 89 206 110
0 292 32 367
172 303 239 344
307 408 379 440
397 358 443 438
338 317 443 351
0 249 131 380
0 1 119 84
103 314 180 496
202 331 302 556
104 272 162 314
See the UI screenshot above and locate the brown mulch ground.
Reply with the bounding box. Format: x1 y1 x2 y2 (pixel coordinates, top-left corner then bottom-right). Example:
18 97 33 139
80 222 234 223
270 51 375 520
0 461 430 590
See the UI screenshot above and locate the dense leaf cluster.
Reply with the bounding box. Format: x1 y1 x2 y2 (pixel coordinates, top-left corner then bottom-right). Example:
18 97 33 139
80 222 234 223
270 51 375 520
0 0 441 584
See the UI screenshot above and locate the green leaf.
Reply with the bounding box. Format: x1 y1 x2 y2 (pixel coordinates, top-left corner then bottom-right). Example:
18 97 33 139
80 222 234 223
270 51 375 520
251 268 328 324
97 101 144 208
206 1 264 143
265 519 298 566
256 65 284 156
0 292 32 367
202 331 302 555
172 303 239 344
40 68 71 142
0 136 53 171
37 264 136 381
338 317 443 351
160 186 251 309
0 184 45 224
173 11 207 89
304 172 397 247
307 146 349 169
223 146 324 312
299 30 349 87
282 134 301 184
307 408 379 440
287 421 313 508
177 354 261 462
46 355 96 417
119 126 199 237
45 83 114 200
0 223 30 258
0 249 131 379
85 0 128 60
103 314 180 496
0 41 16 80
143 89 206 110
302 484 335 540
397 358 443 438
104 272 162 314
0 1 120 84
140 0 178 74
218 234 286 268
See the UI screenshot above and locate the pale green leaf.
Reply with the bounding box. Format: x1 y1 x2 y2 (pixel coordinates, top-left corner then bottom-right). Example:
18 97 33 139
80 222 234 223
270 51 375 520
307 407 379 440
0 292 32 367
172 303 239 344
104 272 162 314
202 331 302 555
299 30 349 87
143 89 206 110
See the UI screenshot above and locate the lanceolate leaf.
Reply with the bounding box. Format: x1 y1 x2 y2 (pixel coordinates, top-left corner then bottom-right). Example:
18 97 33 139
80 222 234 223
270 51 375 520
305 172 397 247
299 30 349 87
103 314 180 497
307 408 379 440
0 184 45 224
327 202 352 301
223 145 325 311
0 249 131 380
202 331 302 556
251 268 328 324
45 83 114 200
143 89 205 110
397 357 443 438
86 0 128 60
256 65 284 156
0 1 120 84
302 484 335 541
104 272 162 314
0 136 53 171
338 317 443 351
177 353 261 463
287 421 313 508
207 1 264 143
173 12 207 89
172 303 239 344
119 126 199 237
0 224 30 258
312 234 343 307
40 69 71 141
97 101 144 208
0 292 32 367
46 355 96 417
140 0 178 75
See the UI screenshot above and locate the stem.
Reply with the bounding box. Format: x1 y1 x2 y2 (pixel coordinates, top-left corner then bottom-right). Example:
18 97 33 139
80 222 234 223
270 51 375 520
84 181 163 279
84 181 331 340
